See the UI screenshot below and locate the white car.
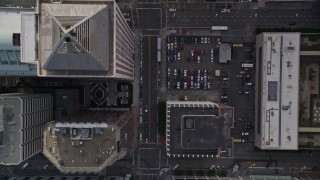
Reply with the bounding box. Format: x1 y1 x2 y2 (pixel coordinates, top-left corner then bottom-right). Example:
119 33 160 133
145 105 148 113
177 52 181 60
174 69 177 76
221 8 230 13
173 164 179 170
242 132 249 136
184 69 187 77
191 50 194 57
167 68 170 76
222 77 229 81
177 82 180 89
210 164 216 170
184 82 187 89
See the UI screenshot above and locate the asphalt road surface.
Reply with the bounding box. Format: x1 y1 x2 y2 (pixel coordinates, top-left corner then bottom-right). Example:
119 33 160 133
167 9 320 29
142 36 158 144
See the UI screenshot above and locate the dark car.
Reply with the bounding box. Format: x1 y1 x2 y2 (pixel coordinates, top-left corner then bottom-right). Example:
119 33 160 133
289 22 296 26
245 122 253 129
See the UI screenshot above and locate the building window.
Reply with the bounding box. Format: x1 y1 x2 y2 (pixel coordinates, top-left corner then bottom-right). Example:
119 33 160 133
12 33 21 46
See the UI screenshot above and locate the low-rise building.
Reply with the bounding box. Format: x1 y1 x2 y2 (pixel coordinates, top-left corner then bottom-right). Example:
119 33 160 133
255 32 300 150
166 101 233 158
43 110 134 174
219 44 231 64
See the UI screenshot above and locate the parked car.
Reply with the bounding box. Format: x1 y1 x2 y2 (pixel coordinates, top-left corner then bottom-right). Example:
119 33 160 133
210 164 216 170
245 122 253 129
222 77 229 81
177 82 180 89
184 82 187 89
221 8 230 13
173 164 180 170
242 132 249 136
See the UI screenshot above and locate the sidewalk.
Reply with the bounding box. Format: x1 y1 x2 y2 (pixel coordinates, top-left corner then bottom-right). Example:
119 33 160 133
132 29 142 107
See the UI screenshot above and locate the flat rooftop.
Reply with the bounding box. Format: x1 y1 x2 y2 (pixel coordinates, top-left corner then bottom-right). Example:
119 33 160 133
0 98 22 165
166 101 229 156
181 115 224 149
43 121 122 173
0 8 37 76
219 43 231 63
257 32 300 150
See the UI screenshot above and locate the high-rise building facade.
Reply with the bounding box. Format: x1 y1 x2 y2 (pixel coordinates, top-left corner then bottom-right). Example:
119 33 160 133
0 94 53 165
20 0 134 80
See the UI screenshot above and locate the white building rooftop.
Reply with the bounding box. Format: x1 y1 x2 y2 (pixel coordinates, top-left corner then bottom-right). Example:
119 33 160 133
256 32 300 150
21 12 36 62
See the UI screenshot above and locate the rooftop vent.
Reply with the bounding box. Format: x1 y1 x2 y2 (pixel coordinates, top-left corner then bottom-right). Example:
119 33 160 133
51 0 63 4
282 102 292 110
286 46 295 51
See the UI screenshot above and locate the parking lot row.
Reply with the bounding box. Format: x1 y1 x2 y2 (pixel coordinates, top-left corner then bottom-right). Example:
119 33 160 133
167 68 213 90
166 35 220 64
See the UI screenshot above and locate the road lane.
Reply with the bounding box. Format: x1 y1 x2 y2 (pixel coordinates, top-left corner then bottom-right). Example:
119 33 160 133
167 9 320 28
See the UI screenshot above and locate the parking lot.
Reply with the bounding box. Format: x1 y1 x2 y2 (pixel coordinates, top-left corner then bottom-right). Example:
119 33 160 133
165 34 256 144
166 35 221 101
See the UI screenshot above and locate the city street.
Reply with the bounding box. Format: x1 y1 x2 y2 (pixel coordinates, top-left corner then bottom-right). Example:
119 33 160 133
167 8 320 29
142 36 159 144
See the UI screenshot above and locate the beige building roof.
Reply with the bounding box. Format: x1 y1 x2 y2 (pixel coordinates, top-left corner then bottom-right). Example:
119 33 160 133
43 121 126 174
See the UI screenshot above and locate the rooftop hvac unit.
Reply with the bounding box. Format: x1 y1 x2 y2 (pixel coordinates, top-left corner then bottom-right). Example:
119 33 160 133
51 0 63 3
286 46 295 51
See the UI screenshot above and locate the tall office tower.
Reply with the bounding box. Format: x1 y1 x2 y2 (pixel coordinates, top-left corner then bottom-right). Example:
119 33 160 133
0 94 53 165
21 0 135 80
